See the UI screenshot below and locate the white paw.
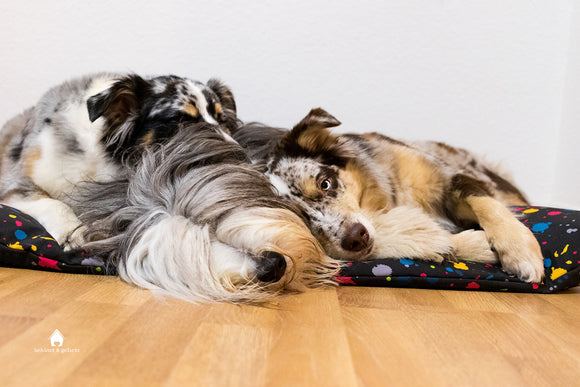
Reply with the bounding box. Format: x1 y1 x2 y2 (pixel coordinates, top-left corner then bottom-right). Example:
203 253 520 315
61 226 88 251
492 224 544 283
452 230 498 263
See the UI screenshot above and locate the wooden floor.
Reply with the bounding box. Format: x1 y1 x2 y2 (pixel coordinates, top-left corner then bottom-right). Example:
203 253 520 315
0 268 578 387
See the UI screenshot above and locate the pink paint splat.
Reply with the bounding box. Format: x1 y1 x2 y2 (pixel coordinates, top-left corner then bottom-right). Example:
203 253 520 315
542 241 548 245
533 284 539 290
335 276 356 285
420 273 427 277
38 257 61 270
547 211 562 216
513 207 525 211
466 282 480 289
47 244 52 248
15 221 22 227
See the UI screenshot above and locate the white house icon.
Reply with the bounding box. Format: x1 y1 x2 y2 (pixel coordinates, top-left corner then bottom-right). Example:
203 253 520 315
50 329 64 347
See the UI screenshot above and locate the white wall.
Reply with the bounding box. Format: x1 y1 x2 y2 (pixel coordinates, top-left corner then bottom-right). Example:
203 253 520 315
0 1 577 207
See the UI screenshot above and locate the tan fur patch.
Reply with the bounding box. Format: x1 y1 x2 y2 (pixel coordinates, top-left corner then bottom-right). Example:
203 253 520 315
301 178 320 200
23 147 42 179
141 131 155 146
214 103 223 115
296 127 337 154
183 103 199 118
337 166 363 213
391 146 445 209
341 162 388 212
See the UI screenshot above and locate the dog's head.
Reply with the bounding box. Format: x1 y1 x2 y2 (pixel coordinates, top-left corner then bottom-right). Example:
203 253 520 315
254 108 388 261
87 74 238 163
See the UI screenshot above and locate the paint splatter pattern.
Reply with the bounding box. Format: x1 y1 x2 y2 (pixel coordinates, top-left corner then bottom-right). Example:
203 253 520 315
0 204 109 274
338 207 580 293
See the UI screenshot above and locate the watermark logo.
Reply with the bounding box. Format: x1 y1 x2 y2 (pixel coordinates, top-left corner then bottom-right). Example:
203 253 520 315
50 329 64 347
33 329 80 353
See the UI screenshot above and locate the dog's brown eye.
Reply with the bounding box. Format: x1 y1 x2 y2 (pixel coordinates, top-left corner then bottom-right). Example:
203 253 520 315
320 179 332 191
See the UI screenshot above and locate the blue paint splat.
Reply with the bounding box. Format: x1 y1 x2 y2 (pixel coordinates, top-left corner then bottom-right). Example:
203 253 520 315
14 230 27 240
446 267 454 273
532 222 551 233
544 258 552 267
399 258 414 266
486 275 494 280
427 277 439 284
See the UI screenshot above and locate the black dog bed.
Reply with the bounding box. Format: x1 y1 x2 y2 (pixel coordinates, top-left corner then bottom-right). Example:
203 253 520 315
0 204 578 293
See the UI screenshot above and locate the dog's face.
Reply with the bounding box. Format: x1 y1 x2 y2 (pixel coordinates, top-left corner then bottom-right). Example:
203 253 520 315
265 109 381 261
87 74 237 162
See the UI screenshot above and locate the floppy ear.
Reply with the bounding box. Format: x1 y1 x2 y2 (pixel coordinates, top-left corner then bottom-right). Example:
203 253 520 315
206 78 239 133
280 108 342 154
87 74 151 124
207 78 237 115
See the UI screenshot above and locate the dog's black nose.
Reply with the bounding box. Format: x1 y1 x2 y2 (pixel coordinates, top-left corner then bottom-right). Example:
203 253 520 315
256 251 287 283
341 223 370 252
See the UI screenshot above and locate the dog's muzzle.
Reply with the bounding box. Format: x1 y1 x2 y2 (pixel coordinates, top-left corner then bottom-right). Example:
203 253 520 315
256 251 287 283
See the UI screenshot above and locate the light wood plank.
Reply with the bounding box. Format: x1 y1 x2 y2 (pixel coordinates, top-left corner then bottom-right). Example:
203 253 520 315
0 268 578 386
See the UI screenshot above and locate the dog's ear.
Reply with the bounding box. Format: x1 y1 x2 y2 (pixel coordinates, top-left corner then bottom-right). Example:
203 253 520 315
207 78 237 115
87 75 151 124
277 108 353 166
280 108 342 153
207 78 238 133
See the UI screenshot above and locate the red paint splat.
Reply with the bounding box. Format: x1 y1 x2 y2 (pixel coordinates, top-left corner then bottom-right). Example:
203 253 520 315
15 221 22 227
38 257 61 270
47 244 52 248
420 273 427 277
542 241 547 245
513 207 525 211
466 282 480 289
547 211 562 216
532 284 539 289
335 276 356 285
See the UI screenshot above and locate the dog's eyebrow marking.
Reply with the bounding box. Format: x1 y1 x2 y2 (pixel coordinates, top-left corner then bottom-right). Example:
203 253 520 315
183 103 199 118
267 173 292 196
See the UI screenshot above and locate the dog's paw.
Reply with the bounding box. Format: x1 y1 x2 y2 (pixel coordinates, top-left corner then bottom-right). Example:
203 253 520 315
61 226 88 251
451 230 498 263
491 224 544 283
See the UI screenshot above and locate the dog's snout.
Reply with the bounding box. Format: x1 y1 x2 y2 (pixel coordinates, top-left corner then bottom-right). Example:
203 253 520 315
341 223 370 252
256 251 287 283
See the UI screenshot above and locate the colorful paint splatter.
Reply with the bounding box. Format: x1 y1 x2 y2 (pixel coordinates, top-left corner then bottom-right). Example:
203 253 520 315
0 204 110 275
338 206 580 293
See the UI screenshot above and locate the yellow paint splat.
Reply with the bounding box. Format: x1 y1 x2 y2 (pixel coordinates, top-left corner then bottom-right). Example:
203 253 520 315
566 260 572 265
454 262 469 270
31 245 37 252
562 244 569 254
38 237 55 241
551 267 568 280
8 242 23 250
8 214 16 218
523 208 539 213
555 251 559 258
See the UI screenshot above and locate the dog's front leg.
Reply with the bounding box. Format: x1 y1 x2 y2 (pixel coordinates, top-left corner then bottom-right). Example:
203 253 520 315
450 174 544 282
369 206 455 263
3 194 86 250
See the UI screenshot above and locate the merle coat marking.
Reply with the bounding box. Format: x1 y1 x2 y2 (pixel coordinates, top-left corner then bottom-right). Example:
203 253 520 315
0 72 238 248
234 108 544 283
